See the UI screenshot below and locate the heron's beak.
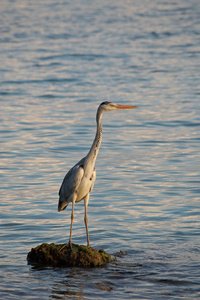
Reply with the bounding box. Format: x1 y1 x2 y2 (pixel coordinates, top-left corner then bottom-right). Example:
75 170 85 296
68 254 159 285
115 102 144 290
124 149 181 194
114 104 138 110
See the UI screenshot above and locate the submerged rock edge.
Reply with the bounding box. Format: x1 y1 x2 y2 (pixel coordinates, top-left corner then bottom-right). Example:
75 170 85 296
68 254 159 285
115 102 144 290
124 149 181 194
27 243 113 268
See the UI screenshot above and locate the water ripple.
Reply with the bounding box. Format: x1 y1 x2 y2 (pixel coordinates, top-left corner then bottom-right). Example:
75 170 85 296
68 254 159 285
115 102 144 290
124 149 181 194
1 0 200 299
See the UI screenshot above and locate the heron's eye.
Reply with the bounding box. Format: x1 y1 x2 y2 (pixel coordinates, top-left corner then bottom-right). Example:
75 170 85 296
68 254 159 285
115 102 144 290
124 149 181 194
100 101 111 106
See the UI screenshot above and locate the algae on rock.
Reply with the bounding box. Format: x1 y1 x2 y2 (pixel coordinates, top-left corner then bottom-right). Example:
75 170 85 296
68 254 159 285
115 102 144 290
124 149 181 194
27 243 112 268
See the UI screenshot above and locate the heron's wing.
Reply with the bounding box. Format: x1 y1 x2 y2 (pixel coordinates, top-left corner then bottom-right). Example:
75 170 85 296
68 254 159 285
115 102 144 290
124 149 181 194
59 159 85 200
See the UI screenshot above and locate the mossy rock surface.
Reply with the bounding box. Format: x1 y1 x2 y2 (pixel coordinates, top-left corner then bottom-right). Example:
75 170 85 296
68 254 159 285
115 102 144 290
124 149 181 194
27 243 112 268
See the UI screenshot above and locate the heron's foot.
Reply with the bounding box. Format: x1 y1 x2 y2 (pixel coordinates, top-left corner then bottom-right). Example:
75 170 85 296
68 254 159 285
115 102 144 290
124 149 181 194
59 241 72 253
59 243 68 253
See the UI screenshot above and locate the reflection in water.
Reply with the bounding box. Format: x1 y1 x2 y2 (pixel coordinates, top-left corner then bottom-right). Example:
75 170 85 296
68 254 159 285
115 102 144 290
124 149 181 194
50 269 90 299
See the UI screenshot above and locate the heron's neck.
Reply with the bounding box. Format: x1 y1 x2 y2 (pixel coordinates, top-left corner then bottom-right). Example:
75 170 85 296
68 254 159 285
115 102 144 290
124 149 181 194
85 108 103 173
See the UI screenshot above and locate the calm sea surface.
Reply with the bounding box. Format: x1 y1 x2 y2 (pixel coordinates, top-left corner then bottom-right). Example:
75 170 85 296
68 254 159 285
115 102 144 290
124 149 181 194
0 0 200 299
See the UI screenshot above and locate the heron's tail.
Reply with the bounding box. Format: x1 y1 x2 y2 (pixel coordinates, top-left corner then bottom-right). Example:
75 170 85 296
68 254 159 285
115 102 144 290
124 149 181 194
58 198 68 212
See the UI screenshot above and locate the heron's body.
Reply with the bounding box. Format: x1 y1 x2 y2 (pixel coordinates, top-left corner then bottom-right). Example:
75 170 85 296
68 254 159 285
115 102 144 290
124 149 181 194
58 101 137 248
58 158 96 210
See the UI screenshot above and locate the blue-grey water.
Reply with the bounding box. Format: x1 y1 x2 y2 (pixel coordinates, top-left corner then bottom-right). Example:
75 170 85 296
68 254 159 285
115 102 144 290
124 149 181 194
1 0 200 299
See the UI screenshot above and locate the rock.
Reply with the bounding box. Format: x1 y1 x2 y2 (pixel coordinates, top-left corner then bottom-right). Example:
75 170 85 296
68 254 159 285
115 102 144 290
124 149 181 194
27 243 113 268
118 250 128 256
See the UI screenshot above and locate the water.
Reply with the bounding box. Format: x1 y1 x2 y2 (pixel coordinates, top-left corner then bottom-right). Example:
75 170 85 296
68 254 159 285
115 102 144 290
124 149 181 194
0 0 200 298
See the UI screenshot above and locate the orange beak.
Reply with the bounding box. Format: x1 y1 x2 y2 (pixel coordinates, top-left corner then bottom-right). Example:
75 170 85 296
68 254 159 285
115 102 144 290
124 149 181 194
114 104 138 110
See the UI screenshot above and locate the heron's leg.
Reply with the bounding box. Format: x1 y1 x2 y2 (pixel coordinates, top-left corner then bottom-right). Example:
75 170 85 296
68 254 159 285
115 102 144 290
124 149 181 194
69 193 76 250
84 194 90 247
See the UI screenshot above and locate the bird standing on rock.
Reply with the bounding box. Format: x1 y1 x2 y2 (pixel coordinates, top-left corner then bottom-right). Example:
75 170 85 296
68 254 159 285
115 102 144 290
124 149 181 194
58 101 137 249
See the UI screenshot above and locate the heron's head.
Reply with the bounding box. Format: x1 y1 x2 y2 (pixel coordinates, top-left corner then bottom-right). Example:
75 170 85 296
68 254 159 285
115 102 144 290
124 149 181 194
99 101 138 112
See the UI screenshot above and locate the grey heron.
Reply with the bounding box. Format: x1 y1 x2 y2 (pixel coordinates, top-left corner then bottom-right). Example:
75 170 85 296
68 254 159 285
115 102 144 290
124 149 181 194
58 101 137 248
